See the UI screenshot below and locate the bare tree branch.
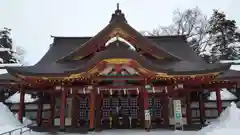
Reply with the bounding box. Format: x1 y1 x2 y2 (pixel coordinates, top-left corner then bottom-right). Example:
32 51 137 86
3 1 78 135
143 7 211 55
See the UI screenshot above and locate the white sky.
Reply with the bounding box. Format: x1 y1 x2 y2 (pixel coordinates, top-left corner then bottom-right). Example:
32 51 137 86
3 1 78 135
0 0 239 65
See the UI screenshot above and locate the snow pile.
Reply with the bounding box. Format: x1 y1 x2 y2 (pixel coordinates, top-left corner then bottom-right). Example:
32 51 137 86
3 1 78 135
199 102 240 135
0 102 22 133
5 92 38 103
15 114 33 125
0 102 22 127
0 102 41 135
208 88 237 100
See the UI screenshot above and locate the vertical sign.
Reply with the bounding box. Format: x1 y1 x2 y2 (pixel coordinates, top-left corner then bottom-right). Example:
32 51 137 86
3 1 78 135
173 100 183 124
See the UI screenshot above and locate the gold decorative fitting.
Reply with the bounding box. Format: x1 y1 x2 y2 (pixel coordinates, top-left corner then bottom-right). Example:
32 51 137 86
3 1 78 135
103 58 131 64
14 58 221 81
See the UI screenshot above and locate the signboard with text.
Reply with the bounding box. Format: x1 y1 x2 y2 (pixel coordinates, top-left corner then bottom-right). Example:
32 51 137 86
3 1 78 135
173 100 183 124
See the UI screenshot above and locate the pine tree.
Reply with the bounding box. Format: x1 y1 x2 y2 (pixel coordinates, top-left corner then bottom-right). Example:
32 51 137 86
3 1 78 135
0 27 19 63
208 10 240 62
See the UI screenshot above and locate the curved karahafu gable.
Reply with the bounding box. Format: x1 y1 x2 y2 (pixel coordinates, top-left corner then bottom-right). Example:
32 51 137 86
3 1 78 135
6 55 230 81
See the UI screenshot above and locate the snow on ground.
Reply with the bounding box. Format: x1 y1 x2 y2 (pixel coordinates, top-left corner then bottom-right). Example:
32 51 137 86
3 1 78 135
0 102 43 135
0 102 21 127
5 92 38 103
198 102 240 135
0 100 240 135
14 113 34 125
208 88 237 100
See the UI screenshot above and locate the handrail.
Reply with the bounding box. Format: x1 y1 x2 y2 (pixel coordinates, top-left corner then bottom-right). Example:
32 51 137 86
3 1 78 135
0 123 37 135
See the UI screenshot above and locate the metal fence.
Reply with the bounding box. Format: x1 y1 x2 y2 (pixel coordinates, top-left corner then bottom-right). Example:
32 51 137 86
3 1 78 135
0 123 37 135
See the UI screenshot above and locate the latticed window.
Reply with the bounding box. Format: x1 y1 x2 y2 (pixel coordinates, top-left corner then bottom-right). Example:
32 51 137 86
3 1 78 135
111 98 119 108
148 98 153 107
103 98 110 109
129 98 138 107
129 108 138 118
155 99 161 108
79 111 88 120
79 97 89 109
120 97 129 107
102 109 110 119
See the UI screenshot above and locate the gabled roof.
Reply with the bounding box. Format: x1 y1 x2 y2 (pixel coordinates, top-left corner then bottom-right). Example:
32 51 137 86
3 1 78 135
35 35 205 66
6 40 230 78
57 8 181 62
4 6 234 80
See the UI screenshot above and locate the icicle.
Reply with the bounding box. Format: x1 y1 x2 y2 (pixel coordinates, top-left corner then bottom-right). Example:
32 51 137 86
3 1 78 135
124 88 126 95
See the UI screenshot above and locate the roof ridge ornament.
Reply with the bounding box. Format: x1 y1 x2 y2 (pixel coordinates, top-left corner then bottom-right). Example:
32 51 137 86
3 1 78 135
117 3 120 10
110 3 127 23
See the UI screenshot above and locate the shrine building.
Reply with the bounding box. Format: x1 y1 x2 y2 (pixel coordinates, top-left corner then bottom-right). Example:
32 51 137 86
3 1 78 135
0 5 240 132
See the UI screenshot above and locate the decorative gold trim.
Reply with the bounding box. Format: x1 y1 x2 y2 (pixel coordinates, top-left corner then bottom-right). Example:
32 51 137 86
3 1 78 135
14 58 220 81
103 58 131 64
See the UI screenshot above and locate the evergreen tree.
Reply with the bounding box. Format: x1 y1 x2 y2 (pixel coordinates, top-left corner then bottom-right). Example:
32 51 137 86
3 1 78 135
0 27 19 63
208 10 240 62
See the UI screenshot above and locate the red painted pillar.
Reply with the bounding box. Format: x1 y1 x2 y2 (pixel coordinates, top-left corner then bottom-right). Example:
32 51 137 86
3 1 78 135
18 88 25 123
60 87 66 130
95 89 102 131
71 89 77 127
49 93 55 128
163 89 169 127
216 88 222 115
186 91 192 125
138 89 144 128
143 87 150 131
89 88 95 130
199 92 205 124
36 92 43 126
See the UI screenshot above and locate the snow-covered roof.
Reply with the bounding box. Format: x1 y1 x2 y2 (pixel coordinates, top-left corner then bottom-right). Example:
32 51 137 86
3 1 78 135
208 88 238 101
220 60 240 64
0 63 22 68
5 92 38 103
230 65 240 71
0 48 11 52
0 64 22 75
0 69 7 75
